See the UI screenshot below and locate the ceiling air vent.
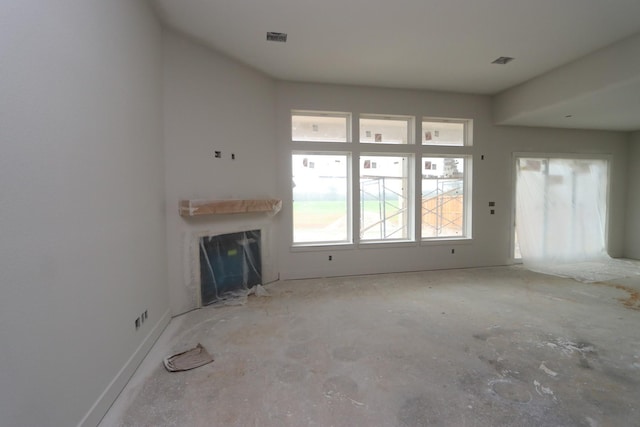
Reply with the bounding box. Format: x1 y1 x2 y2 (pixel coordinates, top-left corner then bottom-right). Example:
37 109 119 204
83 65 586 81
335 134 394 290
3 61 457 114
266 32 287 43
492 56 515 65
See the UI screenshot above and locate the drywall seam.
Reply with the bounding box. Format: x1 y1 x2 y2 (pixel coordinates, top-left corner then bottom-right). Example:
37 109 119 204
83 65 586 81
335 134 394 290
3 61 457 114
77 309 171 427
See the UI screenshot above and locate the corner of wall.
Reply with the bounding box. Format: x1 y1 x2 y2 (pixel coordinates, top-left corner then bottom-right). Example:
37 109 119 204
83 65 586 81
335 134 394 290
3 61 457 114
625 131 640 259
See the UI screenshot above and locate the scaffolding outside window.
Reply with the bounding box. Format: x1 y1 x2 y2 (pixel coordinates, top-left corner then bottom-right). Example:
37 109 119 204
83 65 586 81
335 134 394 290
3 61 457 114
360 155 412 241
421 156 469 239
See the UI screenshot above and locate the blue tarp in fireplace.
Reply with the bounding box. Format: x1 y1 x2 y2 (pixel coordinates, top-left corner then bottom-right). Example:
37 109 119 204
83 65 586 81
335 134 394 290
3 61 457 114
199 230 262 306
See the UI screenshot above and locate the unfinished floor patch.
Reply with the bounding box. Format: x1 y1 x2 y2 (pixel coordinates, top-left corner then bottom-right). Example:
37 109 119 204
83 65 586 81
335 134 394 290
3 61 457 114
102 266 640 427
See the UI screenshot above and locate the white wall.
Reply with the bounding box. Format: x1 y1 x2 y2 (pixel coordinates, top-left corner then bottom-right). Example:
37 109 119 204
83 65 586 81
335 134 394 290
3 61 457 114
626 132 640 259
276 82 629 279
0 2 169 426
163 31 278 315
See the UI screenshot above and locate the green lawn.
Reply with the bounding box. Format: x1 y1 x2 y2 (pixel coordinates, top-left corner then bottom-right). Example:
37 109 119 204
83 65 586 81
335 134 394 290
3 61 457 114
293 200 402 216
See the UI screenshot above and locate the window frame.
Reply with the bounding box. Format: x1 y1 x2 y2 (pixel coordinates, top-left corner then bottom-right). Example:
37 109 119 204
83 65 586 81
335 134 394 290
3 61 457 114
290 110 473 248
420 154 472 241
291 150 353 247
291 110 352 143
359 114 415 145
421 117 472 147
359 153 415 243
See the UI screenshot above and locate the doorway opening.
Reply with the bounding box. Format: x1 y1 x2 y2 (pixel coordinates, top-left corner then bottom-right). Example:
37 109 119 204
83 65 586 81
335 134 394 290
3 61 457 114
513 156 609 262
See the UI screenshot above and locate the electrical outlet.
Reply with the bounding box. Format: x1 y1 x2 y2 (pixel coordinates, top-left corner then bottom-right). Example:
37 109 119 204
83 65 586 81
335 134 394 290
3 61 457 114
328 255 333 261
214 150 222 158
135 317 141 330
451 249 455 254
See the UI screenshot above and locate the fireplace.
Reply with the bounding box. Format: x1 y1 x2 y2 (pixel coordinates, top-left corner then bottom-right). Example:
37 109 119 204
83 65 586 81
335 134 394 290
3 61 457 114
198 230 262 306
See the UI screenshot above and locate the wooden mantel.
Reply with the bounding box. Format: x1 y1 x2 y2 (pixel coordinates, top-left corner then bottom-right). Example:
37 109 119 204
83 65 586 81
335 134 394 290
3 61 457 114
179 199 282 217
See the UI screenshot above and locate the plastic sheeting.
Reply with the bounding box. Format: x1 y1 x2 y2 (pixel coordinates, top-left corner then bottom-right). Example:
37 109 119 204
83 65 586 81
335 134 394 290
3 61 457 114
180 199 282 217
515 157 637 282
199 230 262 306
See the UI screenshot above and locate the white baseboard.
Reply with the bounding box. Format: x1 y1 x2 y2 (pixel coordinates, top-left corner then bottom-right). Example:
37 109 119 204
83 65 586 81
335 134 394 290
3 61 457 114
77 308 172 427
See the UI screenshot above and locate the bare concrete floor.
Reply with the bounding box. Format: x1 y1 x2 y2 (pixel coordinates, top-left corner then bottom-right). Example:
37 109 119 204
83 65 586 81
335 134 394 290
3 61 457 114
100 266 640 427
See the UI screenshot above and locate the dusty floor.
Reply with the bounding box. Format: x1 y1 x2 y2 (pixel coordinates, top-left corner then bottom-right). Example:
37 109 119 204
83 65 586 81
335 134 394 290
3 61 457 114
100 266 640 427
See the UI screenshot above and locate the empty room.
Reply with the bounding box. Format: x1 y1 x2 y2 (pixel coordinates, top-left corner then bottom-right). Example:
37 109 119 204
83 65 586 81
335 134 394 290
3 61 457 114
2 1 640 426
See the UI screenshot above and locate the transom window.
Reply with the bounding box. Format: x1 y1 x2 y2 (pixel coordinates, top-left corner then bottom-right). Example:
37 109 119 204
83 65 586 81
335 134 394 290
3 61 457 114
422 119 467 146
291 110 472 246
360 115 413 144
292 112 350 142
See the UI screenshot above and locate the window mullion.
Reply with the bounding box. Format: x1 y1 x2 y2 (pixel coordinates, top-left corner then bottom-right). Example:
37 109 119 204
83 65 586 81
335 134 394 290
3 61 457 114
414 148 422 242
352 113 361 245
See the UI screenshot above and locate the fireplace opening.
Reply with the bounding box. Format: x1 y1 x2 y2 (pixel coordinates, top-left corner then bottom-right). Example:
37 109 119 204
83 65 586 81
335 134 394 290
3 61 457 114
199 230 262 306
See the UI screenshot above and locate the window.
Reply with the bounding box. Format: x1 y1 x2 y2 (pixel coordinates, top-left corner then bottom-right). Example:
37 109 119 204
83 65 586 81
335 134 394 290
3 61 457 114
422 119 467 146
421 156 469 239
292 112 350 142
360 115 412 144
359 114 413 242
291 110 472 246
361 155 411 241
292 153 350 244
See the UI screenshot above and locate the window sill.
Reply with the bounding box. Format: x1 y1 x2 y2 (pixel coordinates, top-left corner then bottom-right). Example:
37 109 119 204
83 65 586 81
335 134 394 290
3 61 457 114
290 242 354 252
420 237 473 246
358 240 418 249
